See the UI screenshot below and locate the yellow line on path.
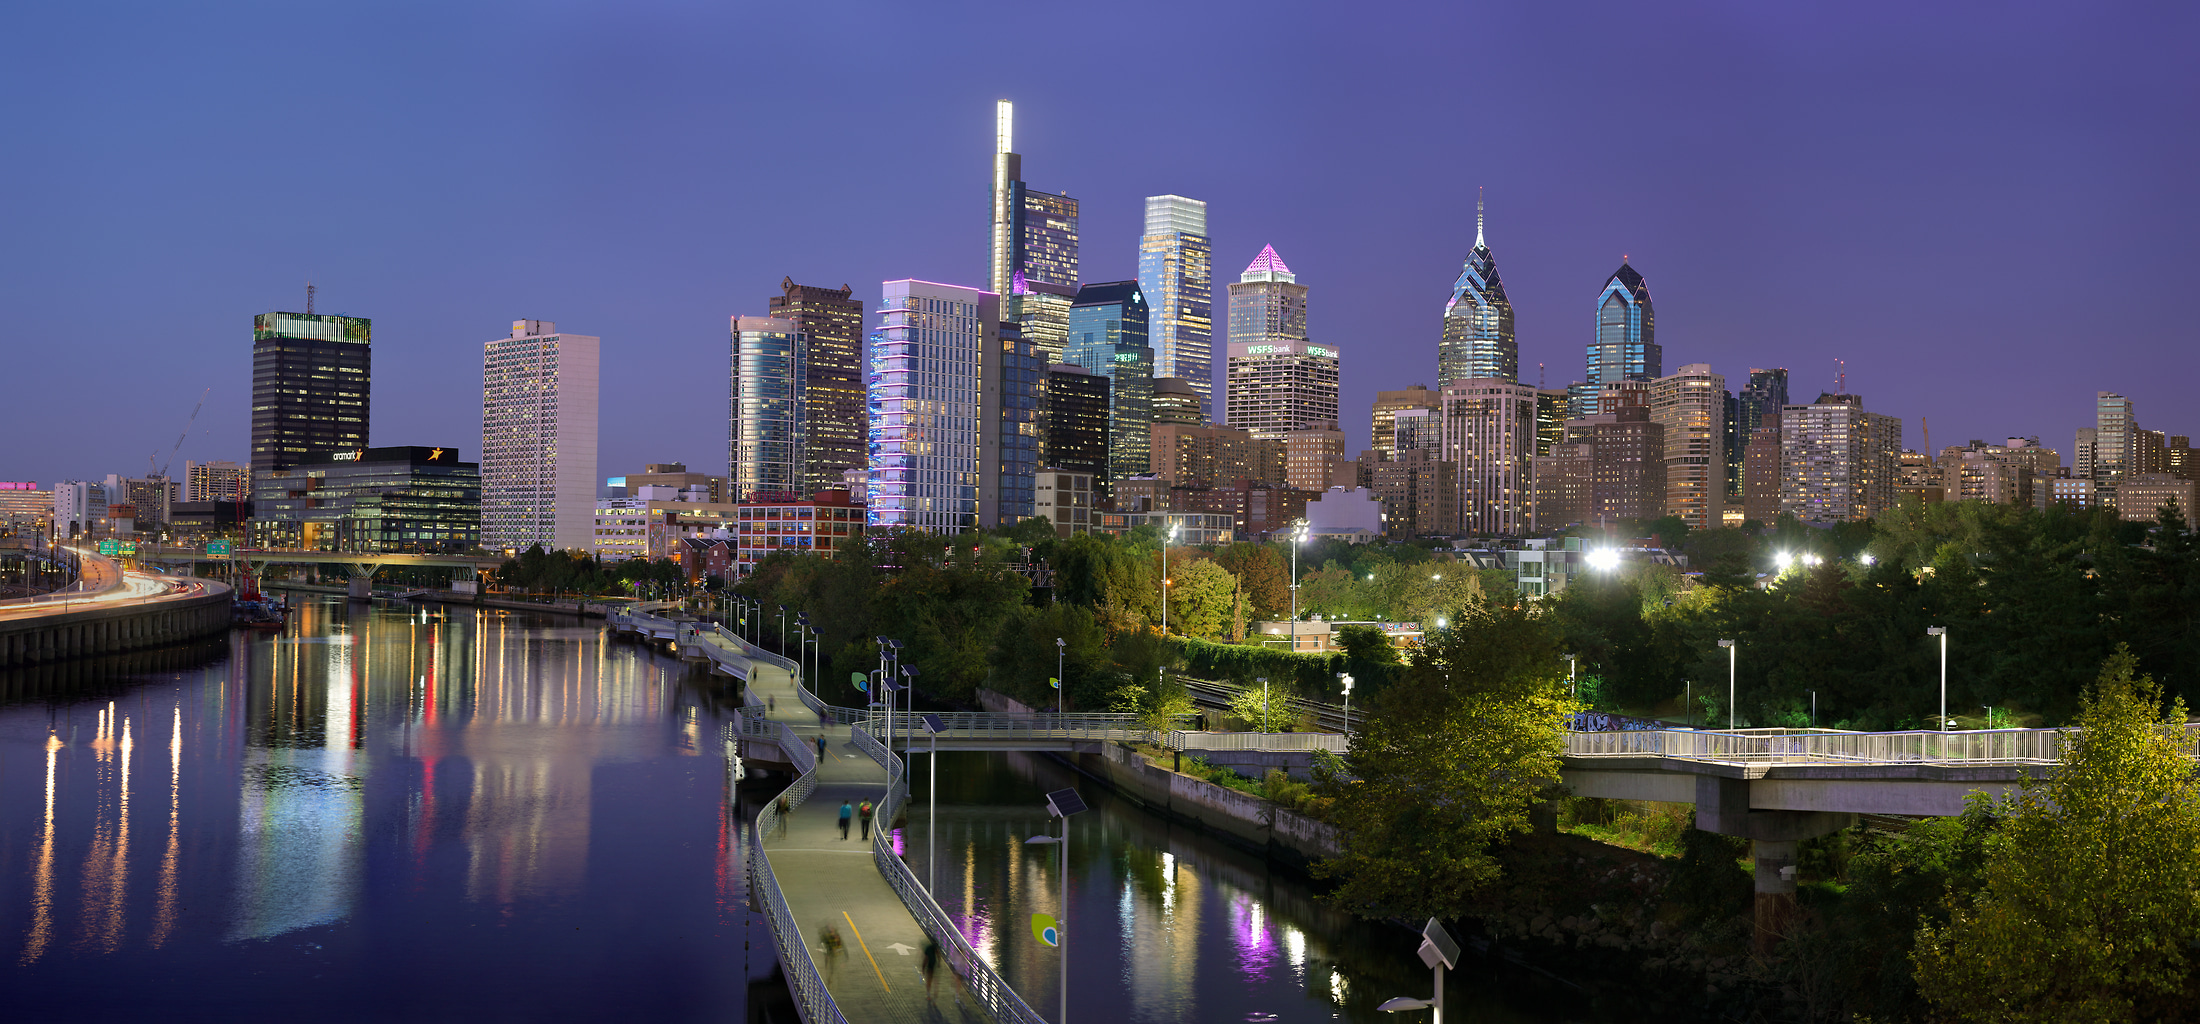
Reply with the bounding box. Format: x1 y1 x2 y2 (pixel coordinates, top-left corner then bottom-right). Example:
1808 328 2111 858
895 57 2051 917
843 910 891 992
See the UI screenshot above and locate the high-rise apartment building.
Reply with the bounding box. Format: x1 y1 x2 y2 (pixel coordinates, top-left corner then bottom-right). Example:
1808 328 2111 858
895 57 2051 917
1438 197 1516 386
2092 392 2135 487
1578 262 1659 417
1536 388 1666 530
1284 424 1350 492
869 280 1032 533
1741 413 1783 524
1393 407 1439 454
184 460 250 504
1150 423 1256 490
251 310 370 501
1371 386 1441 462
1440 380 1540 536
1650 363 1727 530
481 320 601 552
1065 282 1154 486
53 481 107 538
1733 368 1788 495
1152 377 1202 427
1939 439 2058 507
728 316 808 503
1363 447 1459 538
767 279 865 494
1224 245 1324 433
1139 195 1214 421
1779 393 1901 523
1044 364 1111 482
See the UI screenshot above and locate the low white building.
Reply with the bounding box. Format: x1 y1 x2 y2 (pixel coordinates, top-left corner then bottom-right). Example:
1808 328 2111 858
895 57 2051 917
1304 486 1382 543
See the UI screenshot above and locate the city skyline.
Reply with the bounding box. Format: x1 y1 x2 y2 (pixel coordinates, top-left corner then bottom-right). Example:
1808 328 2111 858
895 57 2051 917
3 5 2194 488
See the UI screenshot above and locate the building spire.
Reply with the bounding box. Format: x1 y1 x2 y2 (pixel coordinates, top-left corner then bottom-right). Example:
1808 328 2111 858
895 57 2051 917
1475 187 1485 248
995 99 1013 155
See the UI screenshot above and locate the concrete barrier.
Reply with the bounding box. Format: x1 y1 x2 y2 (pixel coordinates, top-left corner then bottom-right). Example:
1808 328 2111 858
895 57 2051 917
0 584 233 669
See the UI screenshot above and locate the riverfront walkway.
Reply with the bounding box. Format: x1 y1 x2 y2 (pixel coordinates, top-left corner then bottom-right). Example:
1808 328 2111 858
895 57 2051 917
718 634 996 1024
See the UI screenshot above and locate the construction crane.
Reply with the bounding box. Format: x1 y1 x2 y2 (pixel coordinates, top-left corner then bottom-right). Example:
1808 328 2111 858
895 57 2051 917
152 387 211 480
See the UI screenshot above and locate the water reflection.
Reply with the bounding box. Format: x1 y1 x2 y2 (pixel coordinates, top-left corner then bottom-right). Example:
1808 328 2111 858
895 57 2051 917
1 598 766 1019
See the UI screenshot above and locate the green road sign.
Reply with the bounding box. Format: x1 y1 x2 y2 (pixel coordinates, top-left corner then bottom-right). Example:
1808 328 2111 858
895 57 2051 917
97 540 119 555
206 540 232 557
118 542 138 556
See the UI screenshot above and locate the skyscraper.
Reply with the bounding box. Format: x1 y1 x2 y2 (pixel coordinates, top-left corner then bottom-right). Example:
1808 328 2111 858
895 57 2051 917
481 320 600 551
987 100 1079 365
1225 246 1332 438
1778 393 1902 523
1733 368 1789 495
1139 195 1214 421
2092 391 2136 487
1044 364 1111 481
869 280 1025 533
1579 261 1659 416
1151 377 1203 427
1440 380 1541 536
250 310 370 502
728 316 808 502
988 319 1041 526
1065 282 1155 486
768 279 864 494
1438 196 1516 386
1371 386 1441 462
1650 363 1727 530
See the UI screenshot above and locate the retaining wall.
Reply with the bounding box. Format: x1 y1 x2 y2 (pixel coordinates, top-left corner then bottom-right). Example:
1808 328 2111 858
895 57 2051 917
0 586 234 669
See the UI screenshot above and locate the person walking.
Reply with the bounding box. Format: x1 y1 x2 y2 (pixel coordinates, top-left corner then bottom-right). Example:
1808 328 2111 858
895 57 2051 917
858 800 874 840
838 800 853 840
816 734 827 761
922 936 941 1002
766 694 777 714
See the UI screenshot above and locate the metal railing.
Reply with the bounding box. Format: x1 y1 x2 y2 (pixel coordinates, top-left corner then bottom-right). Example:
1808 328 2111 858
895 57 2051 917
866 710 1152 743
698 621 800 672
745 716 842 1024
1167 730 1348 752
852 722 1049 1024
1558 726 2159 766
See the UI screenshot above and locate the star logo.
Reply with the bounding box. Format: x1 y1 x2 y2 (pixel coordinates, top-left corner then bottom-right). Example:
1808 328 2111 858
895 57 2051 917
429 447 446 461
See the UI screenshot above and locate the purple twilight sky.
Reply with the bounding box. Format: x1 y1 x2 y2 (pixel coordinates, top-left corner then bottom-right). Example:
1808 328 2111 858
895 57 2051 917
2 2 2195 489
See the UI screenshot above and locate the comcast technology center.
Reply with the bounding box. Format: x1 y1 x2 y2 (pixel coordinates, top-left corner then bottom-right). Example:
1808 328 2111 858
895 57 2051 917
729 316 808 502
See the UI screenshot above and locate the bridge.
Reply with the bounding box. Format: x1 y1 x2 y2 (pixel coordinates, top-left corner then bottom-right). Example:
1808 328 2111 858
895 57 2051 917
0 546 232 668
125 544 504 598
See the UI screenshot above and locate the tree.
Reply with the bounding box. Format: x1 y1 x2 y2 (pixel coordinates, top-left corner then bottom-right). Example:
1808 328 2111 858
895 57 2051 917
1228 680 1295 732
1166 558 1237 639
1214 543 1290 619
1913 647 2200 1021
1314 601 1573 921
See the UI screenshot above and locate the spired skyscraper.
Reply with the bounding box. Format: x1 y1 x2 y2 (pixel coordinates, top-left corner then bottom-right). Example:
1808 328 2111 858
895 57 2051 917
987 100 1079 367
1225 246 1336 441
1437 195 1516 386
1138 195 1214 422
1574 261 1660 417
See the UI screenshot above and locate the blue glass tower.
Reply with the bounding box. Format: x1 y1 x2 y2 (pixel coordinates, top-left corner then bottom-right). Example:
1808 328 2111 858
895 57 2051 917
1438 195 1515 386
1580 261 1659 416
1064 282 1154 487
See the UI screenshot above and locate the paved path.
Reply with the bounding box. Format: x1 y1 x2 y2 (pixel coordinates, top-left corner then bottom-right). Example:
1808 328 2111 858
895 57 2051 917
727 637 994 1024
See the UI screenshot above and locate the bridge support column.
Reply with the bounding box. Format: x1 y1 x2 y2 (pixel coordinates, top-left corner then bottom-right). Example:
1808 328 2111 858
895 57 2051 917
348 562 380 601
1691 774 1851 952
1751 839 1800 952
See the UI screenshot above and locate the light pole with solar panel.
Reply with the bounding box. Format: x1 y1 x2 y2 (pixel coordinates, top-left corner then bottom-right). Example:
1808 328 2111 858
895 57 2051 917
1023 788 1086 1024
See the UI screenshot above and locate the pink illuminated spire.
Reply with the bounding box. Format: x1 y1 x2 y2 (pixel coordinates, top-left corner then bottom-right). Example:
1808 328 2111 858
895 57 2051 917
1243 244 1292 277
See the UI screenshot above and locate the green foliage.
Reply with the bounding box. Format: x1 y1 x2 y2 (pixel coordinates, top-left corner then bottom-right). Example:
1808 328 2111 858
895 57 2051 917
1212 543 1290 619
1663 827 1752 927
1261 768 1331 816
1913 647 2200 1021
1227 679 1295 732
1166 557 1236 639
1313 601 1574 921
1333 623 1399 666
496 544 664 598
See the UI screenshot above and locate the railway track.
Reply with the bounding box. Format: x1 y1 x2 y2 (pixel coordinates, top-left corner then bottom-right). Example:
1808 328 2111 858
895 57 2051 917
1177 675 1354 733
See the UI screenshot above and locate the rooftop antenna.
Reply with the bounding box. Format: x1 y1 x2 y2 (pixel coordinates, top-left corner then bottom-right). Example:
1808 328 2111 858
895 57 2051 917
306 281 316 315
1836 358 1847 395
1475 187 1486 248
1538 362 1546 389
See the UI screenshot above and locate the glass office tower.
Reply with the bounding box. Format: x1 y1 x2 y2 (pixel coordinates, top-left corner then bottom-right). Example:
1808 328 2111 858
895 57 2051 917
1065 282 1155 487
1579 262 1660 416
728 316 808 503
768 279 864 494
1438 197 1516 386
868 281 1000 533
251 311 371 502
988 100 1079 361
1138 195 1214 421
1733 368 1789 495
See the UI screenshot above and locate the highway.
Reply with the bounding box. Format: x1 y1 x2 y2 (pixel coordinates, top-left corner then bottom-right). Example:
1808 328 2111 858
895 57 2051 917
0 547 221 621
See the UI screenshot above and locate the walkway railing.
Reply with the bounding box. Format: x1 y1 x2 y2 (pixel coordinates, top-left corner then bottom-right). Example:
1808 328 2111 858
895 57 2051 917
696 621 799 672
867 710 1153 743
742 714 844 1024
852 722 1048 1024
1167 730 1348 752
1559 726 2187 767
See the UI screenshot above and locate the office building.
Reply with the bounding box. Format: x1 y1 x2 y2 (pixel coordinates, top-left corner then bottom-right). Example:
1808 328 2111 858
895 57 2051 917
619 463 726 504
0 482 51 534
255 446 480 552
1034 468 1098 537
1285 423 1350 492
1440 379 1540 536
1394 407 1440 455
251 310 371 502
1437 196 1516 386
166 502 252 542
988 101 1079 367
2073 427 2098 482
768 279 865 493
1741 413 1784 523
1044 364 1112 481
1733 369 1788 495
107 475 177 527
1779 393 1902 523
1538 388 1666 529
1650 363 1727 530
1139 195 1214 420
1530 441 1593 532
1224 245 1324 434
1065 282 1154 486
1536 389 1568 458
481 320 600 552
1371 386 1441 461
1578 262 1659 416
2092 392 2136 487
1152 377 1203 427
728 315 808 502
52 481 107 539
735 489 866 572
2041 477 2100 511
1151 422 1256 490
870 280 1033 533
184 460 250 504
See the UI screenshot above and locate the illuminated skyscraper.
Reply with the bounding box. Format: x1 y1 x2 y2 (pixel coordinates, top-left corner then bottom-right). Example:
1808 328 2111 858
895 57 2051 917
1440 380 1540 536
1065 282 1155 486
1578 261 1659 416
1371 386 1440 461
481 320 600 551
1225 246 1332 439
1733 368 1789 494
867 280 1031 532
1139 195 1214 421
768 279 864 494
1650 363 1727 530
987 100 1079 365
1779 393 1901 523
728 316 807 502
1438 196 1516 386
251 310 371 501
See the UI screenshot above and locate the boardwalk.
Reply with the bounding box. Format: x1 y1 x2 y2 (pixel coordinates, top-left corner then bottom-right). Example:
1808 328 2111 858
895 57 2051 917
713 633 997 1024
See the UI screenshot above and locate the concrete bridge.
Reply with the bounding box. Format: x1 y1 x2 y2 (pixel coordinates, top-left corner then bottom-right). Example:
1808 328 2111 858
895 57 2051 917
128 544 502 598
0 546 233 668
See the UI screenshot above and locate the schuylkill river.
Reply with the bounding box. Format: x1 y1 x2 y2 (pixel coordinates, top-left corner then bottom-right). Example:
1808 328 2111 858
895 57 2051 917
0 597 1587 1022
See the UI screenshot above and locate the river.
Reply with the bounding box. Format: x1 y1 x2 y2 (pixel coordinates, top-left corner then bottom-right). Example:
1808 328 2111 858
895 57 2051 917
0 597 1586 1021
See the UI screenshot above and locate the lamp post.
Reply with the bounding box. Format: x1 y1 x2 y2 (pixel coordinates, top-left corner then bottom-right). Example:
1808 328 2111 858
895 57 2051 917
1338 672 1354 734
1563 653 1578 699
796 613 811 687
1256 676 1270 733
1378 918 1460 1024
1023 788 1087 1024
1160 521 1179 635
1718 639 1737 729
922 713 944 893
900 664 919 757
1055 637 1066 718
778 604 788 653
1927 626 1948 732
1685 680 1692 728
1288 525 1307 650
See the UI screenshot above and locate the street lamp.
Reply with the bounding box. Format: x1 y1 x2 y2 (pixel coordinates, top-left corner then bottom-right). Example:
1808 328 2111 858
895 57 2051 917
1378 918 1460 1023
1563 653 1578 699
1338 673 1354 734
1054 637 1066 717
1718 639 1737 729
922 713 945 894
1023 787 1088 1024
1255 676 1271 733
1927 626 1948 733
1160 521 1180 636
777 604 788 652
1288 524 1308 650
796 613 811 687
900 664 919 755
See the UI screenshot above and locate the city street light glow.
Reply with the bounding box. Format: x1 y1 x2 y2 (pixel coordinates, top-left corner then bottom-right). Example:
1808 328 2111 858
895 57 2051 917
1586 549 1619 571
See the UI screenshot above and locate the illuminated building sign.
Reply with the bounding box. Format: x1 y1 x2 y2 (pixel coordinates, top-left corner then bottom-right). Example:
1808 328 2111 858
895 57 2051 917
0 481 37 490
333 449 365 461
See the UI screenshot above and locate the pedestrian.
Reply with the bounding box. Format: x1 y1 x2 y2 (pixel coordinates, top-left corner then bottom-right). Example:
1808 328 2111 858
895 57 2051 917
838 800 853 840
817 734 827 761
858 800 874 840
776 795 791 837
922 936 941 1001
767 694 777 714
